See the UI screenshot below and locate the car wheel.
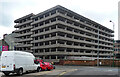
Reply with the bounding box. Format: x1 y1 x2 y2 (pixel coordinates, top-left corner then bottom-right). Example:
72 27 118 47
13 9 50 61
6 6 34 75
17 68 23 76
3 72 10 76
54 66 55 69
47 68 51 71
37 67 41 72
45 68 47 71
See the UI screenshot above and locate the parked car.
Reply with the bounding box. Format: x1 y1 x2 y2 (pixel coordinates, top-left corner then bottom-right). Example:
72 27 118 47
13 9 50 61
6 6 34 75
44 62 55 71
1 51 40 76
39 62 47 71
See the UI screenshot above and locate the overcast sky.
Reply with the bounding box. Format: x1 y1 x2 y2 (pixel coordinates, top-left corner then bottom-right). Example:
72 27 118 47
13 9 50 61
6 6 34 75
0 0 119 40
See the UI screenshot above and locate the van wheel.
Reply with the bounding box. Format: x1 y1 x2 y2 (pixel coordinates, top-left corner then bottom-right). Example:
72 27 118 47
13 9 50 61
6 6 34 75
26 71 29 74
17 69 23 76
37 67 41 72
3 72 10 76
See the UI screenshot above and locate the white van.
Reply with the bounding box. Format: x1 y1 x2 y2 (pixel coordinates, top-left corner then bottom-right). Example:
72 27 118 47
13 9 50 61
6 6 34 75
1 51 41 76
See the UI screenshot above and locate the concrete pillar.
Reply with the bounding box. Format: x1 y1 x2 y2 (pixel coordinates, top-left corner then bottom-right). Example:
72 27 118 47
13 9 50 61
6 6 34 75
56 33 58 37
49 41 51 45
43 49 45 53
43 28 45 32
49 27 51 31
56 48 57 52
84 50 86 53
65 34 67 38
56 10 58 13
49 19 51 23
56 17 58 21
43 15 45 18
65 48 67 52
64 56 67 59
65 19 67 23
43 42 45 46
65 27 67 31
43 21 45 25
56 25 58 29
72 16 74 19
72 35 74 39
49 48 51 52
56 56 58 59
43 35 45 39
72 29 74 33
72 22 74 26
72 42 74 46
50 34 51 38
64 41 67 45
65 13 67 16
49 13 51 16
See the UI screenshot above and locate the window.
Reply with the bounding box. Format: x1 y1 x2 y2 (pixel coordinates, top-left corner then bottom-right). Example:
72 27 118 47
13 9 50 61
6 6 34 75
34 18 38 21
45 34 49 38
51 25 56 29
40 35 43 39
45 41 49 45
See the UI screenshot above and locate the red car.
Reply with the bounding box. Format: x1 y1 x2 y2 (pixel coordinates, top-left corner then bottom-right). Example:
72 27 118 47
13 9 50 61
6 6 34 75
44 62 54 71
40 62 55 71
36 59 55 71
39 62 47 71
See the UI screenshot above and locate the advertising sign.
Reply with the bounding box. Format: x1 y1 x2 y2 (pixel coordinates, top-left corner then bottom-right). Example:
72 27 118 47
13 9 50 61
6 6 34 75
2 46 8 51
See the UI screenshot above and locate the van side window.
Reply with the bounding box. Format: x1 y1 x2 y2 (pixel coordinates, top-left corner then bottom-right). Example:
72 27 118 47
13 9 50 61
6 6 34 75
34 59 39 64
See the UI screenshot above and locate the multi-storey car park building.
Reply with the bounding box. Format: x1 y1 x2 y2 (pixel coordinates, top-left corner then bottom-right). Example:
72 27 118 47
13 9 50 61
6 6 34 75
14 5 114 62
14 13 34 52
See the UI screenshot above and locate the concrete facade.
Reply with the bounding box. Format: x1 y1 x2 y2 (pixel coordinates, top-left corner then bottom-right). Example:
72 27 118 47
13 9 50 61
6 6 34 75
115 40 120 56
14 13 34 52
14 5 114 62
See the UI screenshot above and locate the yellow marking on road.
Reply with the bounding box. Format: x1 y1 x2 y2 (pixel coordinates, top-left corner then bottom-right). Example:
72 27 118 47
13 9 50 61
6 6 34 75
57 69 78 77
59 71 67 76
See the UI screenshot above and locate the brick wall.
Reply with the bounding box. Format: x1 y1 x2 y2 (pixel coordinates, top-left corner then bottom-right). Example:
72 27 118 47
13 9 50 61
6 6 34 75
59 59 120 67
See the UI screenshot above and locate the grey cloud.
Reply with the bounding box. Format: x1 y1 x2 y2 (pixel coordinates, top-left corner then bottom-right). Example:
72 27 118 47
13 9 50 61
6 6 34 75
0 1 20 27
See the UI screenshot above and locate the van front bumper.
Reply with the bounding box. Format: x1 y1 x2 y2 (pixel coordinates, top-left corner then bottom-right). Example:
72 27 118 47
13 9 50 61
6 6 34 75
2 69 19 73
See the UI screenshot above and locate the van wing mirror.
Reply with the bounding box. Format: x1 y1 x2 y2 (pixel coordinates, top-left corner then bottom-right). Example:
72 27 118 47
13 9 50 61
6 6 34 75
34 59 39 64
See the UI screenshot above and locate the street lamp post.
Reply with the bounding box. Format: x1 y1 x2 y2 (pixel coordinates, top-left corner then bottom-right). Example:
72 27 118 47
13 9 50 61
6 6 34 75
110 20 115 67
97 26 100 67
0 37 2 55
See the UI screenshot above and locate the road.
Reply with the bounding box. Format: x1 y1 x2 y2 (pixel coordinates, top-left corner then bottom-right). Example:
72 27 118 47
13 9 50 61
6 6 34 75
0 65 119 77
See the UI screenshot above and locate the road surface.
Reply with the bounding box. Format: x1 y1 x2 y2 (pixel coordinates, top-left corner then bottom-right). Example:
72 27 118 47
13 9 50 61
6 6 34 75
0 65 119 77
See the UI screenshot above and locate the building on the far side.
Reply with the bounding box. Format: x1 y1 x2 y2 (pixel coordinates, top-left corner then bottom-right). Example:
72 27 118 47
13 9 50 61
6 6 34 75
114 40 120 59
4 32 18 51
